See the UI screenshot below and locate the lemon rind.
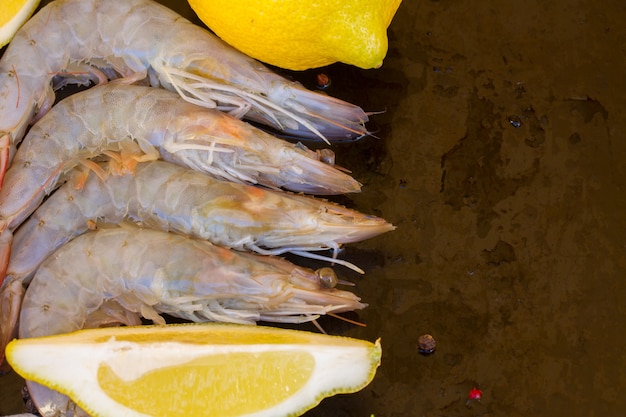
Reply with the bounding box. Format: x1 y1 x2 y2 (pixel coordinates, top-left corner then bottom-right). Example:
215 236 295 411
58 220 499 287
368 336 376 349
7 324 381 417
0 0 40 48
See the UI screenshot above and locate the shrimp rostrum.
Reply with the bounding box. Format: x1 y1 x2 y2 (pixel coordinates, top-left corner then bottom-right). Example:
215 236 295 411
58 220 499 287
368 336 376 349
18 225 366 416
0 0 370 185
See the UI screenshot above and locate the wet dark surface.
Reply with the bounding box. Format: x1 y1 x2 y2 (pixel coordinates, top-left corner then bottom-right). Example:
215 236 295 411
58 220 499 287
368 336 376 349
2 0 626 416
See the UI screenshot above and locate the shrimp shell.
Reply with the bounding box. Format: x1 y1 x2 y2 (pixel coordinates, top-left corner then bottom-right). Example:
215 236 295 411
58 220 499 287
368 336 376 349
19 225 365 334
8 160 394 285
18 225 366 416
0 0 369 184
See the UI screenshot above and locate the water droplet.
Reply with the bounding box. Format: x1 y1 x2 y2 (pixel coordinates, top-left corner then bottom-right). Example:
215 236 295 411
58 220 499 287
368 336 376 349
508 115 523 128
317 148 335 165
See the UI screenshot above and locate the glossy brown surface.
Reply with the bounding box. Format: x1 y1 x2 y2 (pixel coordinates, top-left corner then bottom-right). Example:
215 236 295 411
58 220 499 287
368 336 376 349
2 1 626 416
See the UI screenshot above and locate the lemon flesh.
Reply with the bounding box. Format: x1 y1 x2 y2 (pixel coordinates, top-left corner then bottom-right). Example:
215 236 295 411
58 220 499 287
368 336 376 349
187 0 403 70
99 351 313 417
0 0 40 48
7 323 382 417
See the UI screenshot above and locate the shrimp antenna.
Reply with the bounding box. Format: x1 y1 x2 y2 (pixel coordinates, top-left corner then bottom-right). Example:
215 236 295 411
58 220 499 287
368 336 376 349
247 243 365 275
327 312 367 327
289 250 365 274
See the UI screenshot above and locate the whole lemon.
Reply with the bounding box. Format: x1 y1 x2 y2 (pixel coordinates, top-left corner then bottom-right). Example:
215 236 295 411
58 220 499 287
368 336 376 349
187 0 402 70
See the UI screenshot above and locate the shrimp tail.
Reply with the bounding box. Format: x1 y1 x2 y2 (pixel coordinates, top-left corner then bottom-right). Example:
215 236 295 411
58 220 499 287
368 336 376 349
0 229 17 365
0 277 23 366
0 134 9 189
0 229 12 287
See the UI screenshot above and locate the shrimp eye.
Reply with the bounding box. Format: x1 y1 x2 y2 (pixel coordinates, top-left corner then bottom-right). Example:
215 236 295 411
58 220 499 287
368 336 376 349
317 149 336 166
315 73 331 90
315 267 338 288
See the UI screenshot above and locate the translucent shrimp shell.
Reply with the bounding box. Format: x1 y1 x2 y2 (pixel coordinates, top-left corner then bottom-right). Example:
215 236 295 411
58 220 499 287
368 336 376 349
19 225 366 337
8 160 394 285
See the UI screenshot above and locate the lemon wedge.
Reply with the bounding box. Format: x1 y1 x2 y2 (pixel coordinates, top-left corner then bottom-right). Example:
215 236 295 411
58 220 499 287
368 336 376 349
187 0 402 70
0 0 40 48
7 323 381 417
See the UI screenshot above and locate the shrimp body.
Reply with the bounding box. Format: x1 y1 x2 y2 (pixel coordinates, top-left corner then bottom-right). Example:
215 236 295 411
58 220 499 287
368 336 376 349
18 225 365 416
8 160 394 285
19 225 365 334
0 84 361 240
0 0 369 185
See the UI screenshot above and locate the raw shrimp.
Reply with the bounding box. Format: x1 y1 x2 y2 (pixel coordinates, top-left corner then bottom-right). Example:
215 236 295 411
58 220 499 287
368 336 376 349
0 0 369 185
0 83 363 281
18 225 366 416
8 160 393 285
20 225 365 335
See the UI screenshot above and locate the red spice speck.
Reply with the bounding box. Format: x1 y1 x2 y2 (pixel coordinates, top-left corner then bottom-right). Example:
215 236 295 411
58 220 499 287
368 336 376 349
468 388 483 400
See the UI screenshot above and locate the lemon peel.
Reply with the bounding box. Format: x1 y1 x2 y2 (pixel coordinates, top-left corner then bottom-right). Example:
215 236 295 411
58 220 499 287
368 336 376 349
7 323 382 417
0 0 40 48
187 0 402 70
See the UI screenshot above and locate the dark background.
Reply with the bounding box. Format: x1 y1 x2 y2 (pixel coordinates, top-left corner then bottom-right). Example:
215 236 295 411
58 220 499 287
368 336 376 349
2 1 626 416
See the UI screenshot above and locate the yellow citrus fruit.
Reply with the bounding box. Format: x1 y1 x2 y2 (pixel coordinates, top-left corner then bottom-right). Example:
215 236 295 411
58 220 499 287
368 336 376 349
0 0 40 48
187 0 402 70
6 323 382 417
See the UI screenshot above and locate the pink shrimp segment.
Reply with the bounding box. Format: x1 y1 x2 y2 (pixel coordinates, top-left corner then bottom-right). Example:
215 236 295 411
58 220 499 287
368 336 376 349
0 0 370 188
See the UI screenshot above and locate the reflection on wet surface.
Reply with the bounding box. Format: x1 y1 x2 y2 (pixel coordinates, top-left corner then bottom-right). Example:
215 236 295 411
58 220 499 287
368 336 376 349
2 0 626 416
